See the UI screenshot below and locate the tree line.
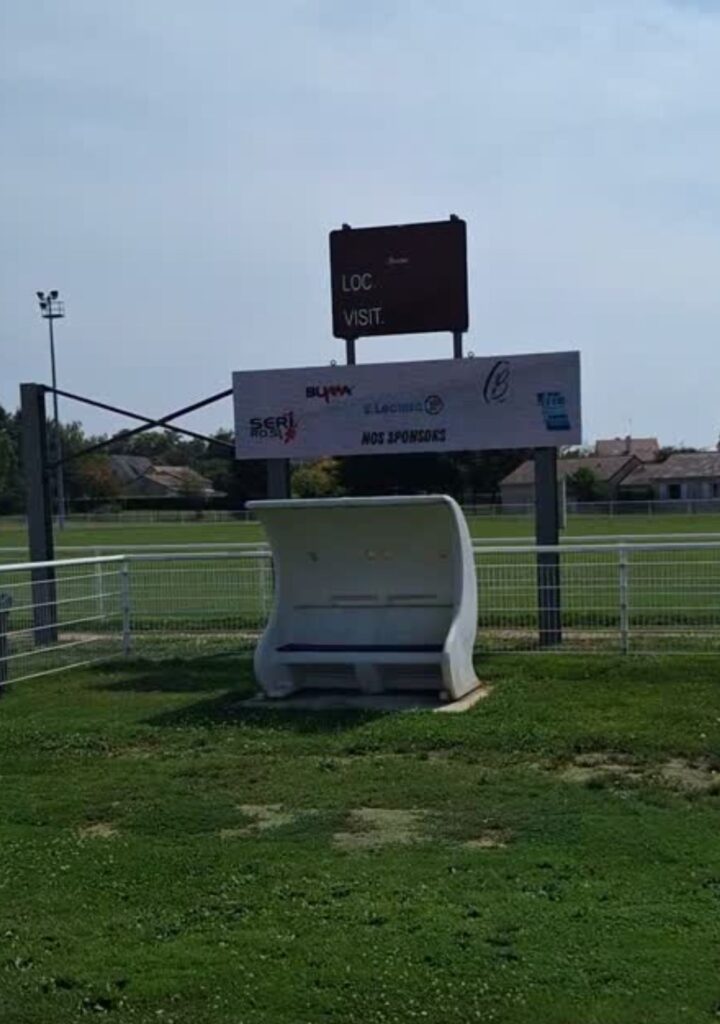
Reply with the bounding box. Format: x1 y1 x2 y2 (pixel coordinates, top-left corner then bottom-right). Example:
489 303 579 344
0 402 528 513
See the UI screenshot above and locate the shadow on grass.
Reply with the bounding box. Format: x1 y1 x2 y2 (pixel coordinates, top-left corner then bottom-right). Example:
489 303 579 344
146 691 388 734
95 653 256 695
97 655 388 734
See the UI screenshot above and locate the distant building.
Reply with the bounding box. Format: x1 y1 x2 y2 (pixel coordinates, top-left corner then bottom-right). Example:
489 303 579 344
107 455 153 488
621 452 720 501
500 455 640 506
594 436 659 461
108 455 220 500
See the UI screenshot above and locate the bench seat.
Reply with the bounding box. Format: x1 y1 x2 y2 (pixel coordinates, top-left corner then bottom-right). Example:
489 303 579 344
275 643 445 666
277 643 443 653
248 496 479 700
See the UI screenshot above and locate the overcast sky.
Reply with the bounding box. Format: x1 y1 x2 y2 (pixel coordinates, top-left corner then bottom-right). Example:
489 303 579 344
2 0 719 446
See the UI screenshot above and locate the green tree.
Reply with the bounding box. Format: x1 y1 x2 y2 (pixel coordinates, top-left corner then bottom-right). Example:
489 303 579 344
292 459 344 498
54 421 111 504
454 450 529 503
0 431 18 508
565 467 608 502
72 456 121 503
338 452 461 497
0 405 23 513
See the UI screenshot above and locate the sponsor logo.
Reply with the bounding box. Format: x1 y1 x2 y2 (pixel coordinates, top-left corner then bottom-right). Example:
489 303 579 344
424 394 444 415
483 360 511 404
249 412 299 444
537 392 571 431
306 384 354 402
363 394 445 416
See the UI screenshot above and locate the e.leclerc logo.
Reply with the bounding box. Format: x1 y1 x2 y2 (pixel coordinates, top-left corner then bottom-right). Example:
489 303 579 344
363 394 445 416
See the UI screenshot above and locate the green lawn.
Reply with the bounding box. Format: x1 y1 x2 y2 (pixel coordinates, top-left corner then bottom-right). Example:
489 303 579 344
3 511 720 556
1 653 720 1022
0 520 267 553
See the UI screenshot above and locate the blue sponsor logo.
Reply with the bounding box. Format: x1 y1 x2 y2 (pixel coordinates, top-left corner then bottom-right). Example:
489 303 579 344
537 391 571 431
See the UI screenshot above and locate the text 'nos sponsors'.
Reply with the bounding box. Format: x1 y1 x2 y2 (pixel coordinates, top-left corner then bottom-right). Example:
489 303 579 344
361 427 447 447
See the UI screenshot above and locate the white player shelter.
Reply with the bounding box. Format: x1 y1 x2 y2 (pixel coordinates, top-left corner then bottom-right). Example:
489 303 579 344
247 495 479 701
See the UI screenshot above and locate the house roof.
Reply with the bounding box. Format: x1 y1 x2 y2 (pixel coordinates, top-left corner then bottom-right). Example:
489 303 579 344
108 455 219 497
108 454 152 485
623 452 720 484
595 436 659 460
501 455 638 487
145 465 216 494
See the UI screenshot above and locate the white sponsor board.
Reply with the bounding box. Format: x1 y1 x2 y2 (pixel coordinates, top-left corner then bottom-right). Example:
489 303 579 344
233 351 581 460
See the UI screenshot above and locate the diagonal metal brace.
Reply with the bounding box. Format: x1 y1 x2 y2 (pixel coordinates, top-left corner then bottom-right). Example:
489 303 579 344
43 386 234 467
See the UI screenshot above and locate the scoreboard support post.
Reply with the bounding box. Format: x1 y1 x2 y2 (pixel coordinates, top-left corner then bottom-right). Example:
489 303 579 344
267 459 290 499
534 447 562 647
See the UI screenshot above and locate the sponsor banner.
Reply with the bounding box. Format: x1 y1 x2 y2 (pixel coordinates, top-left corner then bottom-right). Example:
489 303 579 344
233 351 581 460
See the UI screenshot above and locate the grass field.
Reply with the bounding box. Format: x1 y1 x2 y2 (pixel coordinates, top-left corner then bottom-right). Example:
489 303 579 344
2 652 720 1022
4 515 720 654
4 512 720 554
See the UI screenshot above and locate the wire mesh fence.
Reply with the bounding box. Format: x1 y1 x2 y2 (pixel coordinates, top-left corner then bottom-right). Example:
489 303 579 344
0 556 126 687
4 543 720 687
474 542 720 653
127 553 273 635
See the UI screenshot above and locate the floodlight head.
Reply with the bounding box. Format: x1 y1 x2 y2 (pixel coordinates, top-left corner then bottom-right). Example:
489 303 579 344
36 291 45 301
49 289 59 300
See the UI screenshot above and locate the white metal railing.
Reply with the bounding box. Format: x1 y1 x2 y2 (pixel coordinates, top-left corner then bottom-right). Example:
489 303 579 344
0 555 127 687
6 532 720 566
7 496 720 528
4 542 720 687
472 541 720 654
0 542 270 562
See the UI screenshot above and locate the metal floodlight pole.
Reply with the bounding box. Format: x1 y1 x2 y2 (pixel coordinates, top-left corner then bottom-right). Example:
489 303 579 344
36 290 67 529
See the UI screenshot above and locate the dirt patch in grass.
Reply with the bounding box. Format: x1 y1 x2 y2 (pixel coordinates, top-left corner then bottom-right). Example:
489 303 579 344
79 822 118 839
559 752 646 785
658 758 720 793
110 744 157 760
557 752 720 793
333 808 428 850
221 804 298 838
464 829 512 850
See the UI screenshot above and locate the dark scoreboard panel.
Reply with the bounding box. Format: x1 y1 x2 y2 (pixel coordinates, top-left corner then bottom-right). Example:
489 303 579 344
329 218 468 340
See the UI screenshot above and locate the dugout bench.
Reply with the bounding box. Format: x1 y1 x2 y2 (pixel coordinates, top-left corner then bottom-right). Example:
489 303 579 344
247 496 479 701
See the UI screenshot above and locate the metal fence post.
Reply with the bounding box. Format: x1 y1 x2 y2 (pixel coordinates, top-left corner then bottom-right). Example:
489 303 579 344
619 546 629 654
0 593 12 690
120 560 132 656
259 557 271 621
534 447 562 647
20 383 57 645
93 550 105 619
